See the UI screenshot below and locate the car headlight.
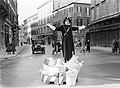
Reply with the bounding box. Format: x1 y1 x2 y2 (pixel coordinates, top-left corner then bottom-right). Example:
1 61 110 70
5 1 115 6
35 46 37 48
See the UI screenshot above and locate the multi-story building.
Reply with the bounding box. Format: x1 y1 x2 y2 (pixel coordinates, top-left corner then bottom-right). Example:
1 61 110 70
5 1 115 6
0 0 9 50
19 25 26 44
88 0 120 47
37 0 54 44
30 14 39 40
23 13 39 44
36 0 90 44
23 20 28 44
0 0 19 51
7 0 19 46
53 0 91 42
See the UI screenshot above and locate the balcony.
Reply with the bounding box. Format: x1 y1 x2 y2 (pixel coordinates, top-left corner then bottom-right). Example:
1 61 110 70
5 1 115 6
0 0 9 18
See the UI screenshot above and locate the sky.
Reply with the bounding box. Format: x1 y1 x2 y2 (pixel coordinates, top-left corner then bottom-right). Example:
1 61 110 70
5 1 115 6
17 0 91 25
18 0 48 25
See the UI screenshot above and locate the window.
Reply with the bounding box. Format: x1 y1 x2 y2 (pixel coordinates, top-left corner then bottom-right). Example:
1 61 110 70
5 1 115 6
102 2 106 17
96 6 100 19
86 7 90 16
64 9 66 14
91 9 94 21
69 7 73 13
87 19 90 26
76 19 82 26
77 6 82 12
119 0 120 12
74 7 77 12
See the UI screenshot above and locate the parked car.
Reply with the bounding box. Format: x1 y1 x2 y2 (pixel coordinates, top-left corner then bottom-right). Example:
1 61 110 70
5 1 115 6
31 39 45 54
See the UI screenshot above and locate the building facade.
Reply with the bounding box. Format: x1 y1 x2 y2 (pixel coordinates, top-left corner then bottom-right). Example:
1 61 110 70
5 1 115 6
23 14 39 44
30 14 39 41
0 0 19 51
36 0 90 43
37 0 54 44
23 0 90 45
19 25 26 44
23 20 28 44
53 1 90 42
0 0 9 50
88 0 120 47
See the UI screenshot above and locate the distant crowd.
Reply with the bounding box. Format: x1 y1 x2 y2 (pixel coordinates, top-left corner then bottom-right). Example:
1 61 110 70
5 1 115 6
51 38 120 54
51 38 91 55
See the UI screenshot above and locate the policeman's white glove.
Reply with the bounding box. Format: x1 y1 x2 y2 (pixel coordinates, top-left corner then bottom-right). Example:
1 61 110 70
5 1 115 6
46 24 56 30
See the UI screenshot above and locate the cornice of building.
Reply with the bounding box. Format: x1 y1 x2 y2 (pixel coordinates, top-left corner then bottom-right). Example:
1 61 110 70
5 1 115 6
53 2 90 12
37 0 52 10
25 13 38 21
88 12 120 26
8 0 17 16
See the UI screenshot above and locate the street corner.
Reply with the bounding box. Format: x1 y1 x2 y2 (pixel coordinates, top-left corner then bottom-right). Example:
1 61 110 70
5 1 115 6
0 45 27 61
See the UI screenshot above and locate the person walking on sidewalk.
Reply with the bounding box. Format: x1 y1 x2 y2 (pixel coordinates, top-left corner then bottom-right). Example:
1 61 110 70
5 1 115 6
57 40 62 54
11 42 16 54
115 40 119 52
112 39 116 53
86 40 90 52
80 38 86 53
20 42 23 46
6 43 12 54
118 39 120 53
52 40 57 55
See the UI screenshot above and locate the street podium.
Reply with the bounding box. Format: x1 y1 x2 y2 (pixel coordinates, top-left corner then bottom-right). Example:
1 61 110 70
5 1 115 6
39 56 83 86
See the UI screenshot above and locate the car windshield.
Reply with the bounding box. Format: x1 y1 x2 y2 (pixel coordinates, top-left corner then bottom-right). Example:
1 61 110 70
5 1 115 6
34 40 43 44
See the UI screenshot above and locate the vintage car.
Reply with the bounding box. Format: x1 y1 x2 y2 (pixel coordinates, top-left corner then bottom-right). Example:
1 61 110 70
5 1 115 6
31 40 45 54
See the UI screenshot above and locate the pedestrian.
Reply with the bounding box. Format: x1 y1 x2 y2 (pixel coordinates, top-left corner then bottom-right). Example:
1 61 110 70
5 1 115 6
112 39 116 53
115 40 119 52
86 40 90 52
52 40 57 55
118 39 120 53
80 38 86 53
76 40 81 47
57 40 62 54
6 43 12 54
11 42 16 54
20 42 23 46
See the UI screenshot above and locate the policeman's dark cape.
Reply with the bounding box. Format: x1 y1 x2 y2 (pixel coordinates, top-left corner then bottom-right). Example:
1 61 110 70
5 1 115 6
54 25 78 61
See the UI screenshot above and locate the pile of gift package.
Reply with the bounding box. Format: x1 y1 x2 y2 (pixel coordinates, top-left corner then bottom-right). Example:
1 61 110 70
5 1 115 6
39 55 83 86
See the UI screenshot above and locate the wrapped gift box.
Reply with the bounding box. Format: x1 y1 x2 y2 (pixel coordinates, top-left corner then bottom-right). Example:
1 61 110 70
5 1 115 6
66 69 78 86
41 73 66 85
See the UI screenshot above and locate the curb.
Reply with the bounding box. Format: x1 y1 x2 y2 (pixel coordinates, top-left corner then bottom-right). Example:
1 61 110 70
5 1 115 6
15 46 27 56
0 46 27 60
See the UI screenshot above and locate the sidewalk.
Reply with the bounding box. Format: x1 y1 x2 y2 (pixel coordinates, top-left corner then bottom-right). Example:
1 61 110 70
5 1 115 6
75 46 112 53
0 45 27 61
91 46 112 52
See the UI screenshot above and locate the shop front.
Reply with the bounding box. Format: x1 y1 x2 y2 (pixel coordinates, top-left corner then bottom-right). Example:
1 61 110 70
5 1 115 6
89 16 120 47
